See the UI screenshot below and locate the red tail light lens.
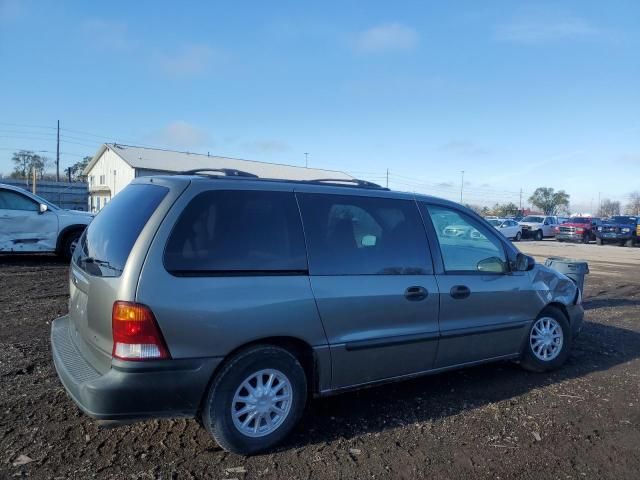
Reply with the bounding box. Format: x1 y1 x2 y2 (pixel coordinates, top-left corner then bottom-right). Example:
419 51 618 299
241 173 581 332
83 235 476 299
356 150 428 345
112 301 170 360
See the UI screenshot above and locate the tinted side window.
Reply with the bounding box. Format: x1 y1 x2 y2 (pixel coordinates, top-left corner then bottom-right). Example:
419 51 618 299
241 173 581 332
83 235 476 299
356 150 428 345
298 193 432 275
164 190 307 274
426 205 507 274
0 190 38 211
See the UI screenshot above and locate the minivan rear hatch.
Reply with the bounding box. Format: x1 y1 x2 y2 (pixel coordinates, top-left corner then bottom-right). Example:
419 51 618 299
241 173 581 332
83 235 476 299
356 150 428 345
68 178 189 373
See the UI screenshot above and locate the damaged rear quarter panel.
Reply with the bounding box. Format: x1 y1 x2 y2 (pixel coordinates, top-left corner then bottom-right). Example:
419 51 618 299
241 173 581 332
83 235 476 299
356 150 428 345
0 210 58 253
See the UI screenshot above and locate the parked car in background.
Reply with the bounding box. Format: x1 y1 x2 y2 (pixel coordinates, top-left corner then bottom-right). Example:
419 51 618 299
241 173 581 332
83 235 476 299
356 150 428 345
555 217 600 243
595 216 639 247
519 215 559 240
487 218 522 241
0 183 93 259
557 216 569 225
51 173 583 455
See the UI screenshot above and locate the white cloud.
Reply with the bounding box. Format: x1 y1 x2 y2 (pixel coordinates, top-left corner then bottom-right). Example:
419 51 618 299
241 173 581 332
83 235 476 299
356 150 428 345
81 19 132 50
152 121 210 149
439 140 491 156
354 23 419 53
154 44 219 78
496 16 598 44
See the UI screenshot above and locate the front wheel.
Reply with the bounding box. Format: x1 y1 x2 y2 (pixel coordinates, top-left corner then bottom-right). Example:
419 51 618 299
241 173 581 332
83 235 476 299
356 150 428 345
520 307 572 373
595 237 603 245
534 230 543 241
60 231 81 261
202 345 307 455
625 238 637 247
514 231 522 242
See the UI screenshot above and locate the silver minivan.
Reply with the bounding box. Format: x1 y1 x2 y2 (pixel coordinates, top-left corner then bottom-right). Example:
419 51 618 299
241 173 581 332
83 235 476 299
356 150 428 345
51 172 583 454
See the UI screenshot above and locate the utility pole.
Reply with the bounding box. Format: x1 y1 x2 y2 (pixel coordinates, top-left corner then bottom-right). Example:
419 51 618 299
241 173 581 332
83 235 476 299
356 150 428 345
598 192 601 215
304 152 309 168
460 170 465 203
32 165 36 194
386 168 389 188
56 120 60 182
519 188 523 212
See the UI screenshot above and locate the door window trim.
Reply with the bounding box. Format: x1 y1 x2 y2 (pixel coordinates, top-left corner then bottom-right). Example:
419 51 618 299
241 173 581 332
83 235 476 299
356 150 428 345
418 201 512 276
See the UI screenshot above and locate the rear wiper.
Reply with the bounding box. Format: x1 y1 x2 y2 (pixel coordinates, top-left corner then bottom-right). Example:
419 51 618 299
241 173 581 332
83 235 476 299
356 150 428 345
79 257 122 273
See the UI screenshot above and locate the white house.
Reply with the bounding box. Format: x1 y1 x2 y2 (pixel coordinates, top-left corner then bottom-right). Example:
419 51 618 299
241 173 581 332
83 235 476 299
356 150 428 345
83 143 353 212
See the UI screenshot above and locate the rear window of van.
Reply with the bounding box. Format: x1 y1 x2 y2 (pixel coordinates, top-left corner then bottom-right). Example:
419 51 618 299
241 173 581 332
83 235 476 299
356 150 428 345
74 184 168 277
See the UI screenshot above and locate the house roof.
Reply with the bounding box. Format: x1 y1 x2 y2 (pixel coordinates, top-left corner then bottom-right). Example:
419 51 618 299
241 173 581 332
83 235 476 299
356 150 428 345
84 143 353 181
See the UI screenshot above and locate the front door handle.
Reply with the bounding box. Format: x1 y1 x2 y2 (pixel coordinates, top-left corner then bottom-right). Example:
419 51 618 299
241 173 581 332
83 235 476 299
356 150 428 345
405 286 428 301
450 285 471 299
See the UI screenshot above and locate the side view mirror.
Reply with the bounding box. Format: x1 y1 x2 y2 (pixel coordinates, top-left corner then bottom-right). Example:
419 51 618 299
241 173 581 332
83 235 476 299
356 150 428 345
543 221 549 225
477 256 507 273
39 203 48 214
514 253 535 271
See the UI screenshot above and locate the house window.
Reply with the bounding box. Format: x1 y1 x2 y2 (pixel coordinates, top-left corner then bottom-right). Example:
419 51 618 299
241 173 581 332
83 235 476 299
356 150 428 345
99 174 105 185
89 176 94 186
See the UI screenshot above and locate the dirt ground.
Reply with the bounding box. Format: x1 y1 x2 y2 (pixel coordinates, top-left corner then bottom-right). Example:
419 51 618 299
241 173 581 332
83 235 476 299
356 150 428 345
1 240 639 479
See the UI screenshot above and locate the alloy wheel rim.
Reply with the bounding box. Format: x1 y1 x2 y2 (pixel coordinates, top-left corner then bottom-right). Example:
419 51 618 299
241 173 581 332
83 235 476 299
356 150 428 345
231 368 293 438
530 317 563 361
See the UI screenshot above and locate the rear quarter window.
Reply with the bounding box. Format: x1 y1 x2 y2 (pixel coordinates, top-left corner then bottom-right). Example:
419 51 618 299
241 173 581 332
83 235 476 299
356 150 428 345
74 184 168 277
163 190 307 275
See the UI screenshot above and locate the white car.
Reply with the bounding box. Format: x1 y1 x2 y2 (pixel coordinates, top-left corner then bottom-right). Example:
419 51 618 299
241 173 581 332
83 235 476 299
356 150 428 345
519 215 559 241
487 218 522 241
0 183 93 259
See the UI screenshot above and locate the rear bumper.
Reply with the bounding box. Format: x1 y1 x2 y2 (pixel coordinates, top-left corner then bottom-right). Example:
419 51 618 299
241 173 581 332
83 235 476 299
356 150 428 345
51 315 222 422
566 304 584 339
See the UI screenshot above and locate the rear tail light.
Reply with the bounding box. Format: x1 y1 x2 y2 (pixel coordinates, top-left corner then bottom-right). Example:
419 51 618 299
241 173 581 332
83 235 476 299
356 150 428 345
112 301 170 361
554 226 559 232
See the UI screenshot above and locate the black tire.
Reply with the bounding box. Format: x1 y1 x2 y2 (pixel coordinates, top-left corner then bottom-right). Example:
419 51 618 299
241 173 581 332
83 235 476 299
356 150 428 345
582 233 589 244
202 345 307 455
514 231 522 242
520 306 572 373
534 230 543 241
595 237 603 245
557 238 564 243
59 230 81 261
625 238 636 248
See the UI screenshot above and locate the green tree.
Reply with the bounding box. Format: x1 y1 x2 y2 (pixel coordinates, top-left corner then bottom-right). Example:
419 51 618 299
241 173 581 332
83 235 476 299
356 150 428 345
69 156 92 181
491 202 519 217
528 187 570 215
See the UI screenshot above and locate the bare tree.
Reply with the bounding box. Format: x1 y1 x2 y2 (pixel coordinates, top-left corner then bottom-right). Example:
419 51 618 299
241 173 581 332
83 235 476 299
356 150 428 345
598 198 621 217
625 191 640 215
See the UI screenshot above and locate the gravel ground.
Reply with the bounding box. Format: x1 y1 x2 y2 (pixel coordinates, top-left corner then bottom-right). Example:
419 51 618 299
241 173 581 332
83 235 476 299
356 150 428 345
1 241 639 479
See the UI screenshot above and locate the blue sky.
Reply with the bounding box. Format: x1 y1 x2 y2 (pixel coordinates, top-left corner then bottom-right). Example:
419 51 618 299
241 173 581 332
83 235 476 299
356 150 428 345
1 0 638 211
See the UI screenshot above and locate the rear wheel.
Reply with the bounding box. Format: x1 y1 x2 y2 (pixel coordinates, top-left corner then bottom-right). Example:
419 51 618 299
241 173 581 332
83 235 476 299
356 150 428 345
534 230 543 241
514 231 522 242
520 306 571 373
202 345 307 455
625 237 637 247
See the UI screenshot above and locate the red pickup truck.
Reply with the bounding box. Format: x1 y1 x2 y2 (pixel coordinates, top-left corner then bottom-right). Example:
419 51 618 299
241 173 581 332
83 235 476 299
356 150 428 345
555 217 600 243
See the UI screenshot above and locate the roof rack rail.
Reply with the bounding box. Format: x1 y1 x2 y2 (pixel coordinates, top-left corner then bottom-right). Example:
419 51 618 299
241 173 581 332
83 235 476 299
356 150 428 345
178 168 259 178
307 178 386 189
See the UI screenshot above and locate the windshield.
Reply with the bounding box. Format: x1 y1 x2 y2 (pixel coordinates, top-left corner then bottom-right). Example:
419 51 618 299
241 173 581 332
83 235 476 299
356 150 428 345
521 216 544 223
488 219 502 226
73 184 168 277
609 216 637 224
568 217 590 224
